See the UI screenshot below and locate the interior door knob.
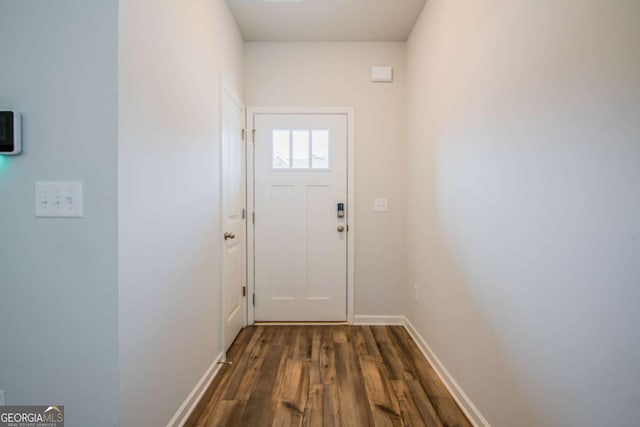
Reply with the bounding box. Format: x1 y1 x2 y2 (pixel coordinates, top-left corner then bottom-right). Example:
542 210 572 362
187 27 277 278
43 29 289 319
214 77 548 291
337 225 345 233
224 232 236 240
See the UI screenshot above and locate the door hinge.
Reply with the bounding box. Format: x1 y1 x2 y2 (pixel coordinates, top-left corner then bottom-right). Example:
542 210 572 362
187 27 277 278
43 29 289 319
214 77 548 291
252 293 255 306
347 225 349 232
242 286 246 297
252 129 256 143
242 208 246 220
241 128 245 140
252 212 255 224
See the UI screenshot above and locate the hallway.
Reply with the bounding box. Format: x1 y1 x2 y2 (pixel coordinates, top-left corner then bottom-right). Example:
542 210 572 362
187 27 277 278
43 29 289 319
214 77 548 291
187 325 471 426
2 1 639 425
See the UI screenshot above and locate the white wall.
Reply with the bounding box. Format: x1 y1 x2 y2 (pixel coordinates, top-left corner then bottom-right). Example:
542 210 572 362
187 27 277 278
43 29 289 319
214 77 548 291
0 1 119 426
117 0 243 425
244 42 406 316
406 1 640 425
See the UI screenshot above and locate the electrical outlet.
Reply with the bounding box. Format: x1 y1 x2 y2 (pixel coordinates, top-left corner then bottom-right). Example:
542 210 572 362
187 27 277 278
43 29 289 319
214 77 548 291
0 390 6 406
413 284 419 303
373 197 388 212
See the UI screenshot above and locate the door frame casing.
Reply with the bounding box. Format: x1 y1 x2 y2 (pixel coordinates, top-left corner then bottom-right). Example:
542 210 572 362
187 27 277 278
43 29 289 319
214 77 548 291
246 107 356 325
219 79 247 356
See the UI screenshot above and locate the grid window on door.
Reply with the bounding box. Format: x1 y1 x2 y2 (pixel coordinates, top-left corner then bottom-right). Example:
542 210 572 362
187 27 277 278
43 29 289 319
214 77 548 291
272 129 330 170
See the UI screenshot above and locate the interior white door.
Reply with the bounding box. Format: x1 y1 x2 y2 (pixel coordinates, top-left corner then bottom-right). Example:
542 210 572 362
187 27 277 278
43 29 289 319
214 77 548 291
222 88 246 350
253 113 348 321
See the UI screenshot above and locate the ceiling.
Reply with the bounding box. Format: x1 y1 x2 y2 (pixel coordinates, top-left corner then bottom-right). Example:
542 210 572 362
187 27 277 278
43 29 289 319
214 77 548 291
226 0 428 42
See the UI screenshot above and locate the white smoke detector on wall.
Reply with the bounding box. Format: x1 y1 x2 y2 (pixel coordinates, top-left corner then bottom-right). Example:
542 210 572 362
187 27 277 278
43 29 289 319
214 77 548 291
371 66 393 83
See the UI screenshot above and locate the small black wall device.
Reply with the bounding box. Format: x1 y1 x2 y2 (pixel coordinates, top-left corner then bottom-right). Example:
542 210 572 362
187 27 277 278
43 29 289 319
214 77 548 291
0 111 21 155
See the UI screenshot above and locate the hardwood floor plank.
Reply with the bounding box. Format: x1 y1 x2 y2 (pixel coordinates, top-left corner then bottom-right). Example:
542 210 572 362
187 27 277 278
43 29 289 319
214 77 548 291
221 326 268 401
270 325 289 345
226 325 254 361
272 359 310 426
290 325 313 360
387 326 449 397
185 362 236 426
239 344 289 426
372 326 416 381
310 326 322 361
335 342 374 426
308 327 323 385
349 325 384 363
319 327 337 385
405 379 446 426
186 329 257 426
429 396 473 427
301 384 324 427
204 400 247 427
393 380 443 427
282 359 310 410
333 325 348 343
387 327 471 426
272 406 304 427
302 383 342 427
362 326 385 362
321 383 340 427
359 357 403 426
348 326 369 358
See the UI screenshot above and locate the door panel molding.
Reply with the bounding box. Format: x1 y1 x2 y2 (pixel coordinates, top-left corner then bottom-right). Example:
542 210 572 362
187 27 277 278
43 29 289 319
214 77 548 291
246 107 355 324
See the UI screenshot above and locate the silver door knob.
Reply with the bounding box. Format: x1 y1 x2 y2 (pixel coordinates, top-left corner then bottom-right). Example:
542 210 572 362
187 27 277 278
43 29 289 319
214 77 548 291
224 232 236 240
337 225 345 233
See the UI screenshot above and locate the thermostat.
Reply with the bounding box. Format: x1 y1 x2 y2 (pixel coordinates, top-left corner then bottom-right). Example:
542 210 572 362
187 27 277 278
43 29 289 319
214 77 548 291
0 110 22 155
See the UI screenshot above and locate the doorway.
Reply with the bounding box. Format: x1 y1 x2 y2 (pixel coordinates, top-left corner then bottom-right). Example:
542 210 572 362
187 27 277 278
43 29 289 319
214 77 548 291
247 108 355 322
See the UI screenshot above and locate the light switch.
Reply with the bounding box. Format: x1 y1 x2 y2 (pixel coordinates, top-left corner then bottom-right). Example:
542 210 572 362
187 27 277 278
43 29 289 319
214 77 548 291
373 197 388 212
35 181 83 218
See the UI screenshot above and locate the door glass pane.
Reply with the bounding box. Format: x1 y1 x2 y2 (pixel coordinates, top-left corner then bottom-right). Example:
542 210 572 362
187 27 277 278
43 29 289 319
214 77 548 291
292 130 310 168
311 130 329 169
272 130 290 169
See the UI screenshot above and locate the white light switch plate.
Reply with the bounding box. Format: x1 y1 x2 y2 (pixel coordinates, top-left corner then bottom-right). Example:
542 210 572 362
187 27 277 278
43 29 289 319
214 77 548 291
373 197 388 212
35 181 83 218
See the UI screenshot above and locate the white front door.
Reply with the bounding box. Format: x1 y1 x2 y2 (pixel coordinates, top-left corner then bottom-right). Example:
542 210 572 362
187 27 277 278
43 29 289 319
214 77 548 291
253 113 348 321
222 87 246 350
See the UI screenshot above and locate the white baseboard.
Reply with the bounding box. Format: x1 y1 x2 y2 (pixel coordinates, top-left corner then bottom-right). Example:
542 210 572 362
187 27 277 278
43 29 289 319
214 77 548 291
166 351 224 427
255 322 348 325
402 317 490 427
353 314 405 325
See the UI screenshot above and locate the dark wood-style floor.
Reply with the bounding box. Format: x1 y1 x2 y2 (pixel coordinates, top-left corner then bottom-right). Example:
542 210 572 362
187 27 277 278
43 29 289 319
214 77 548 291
186 325 472 427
